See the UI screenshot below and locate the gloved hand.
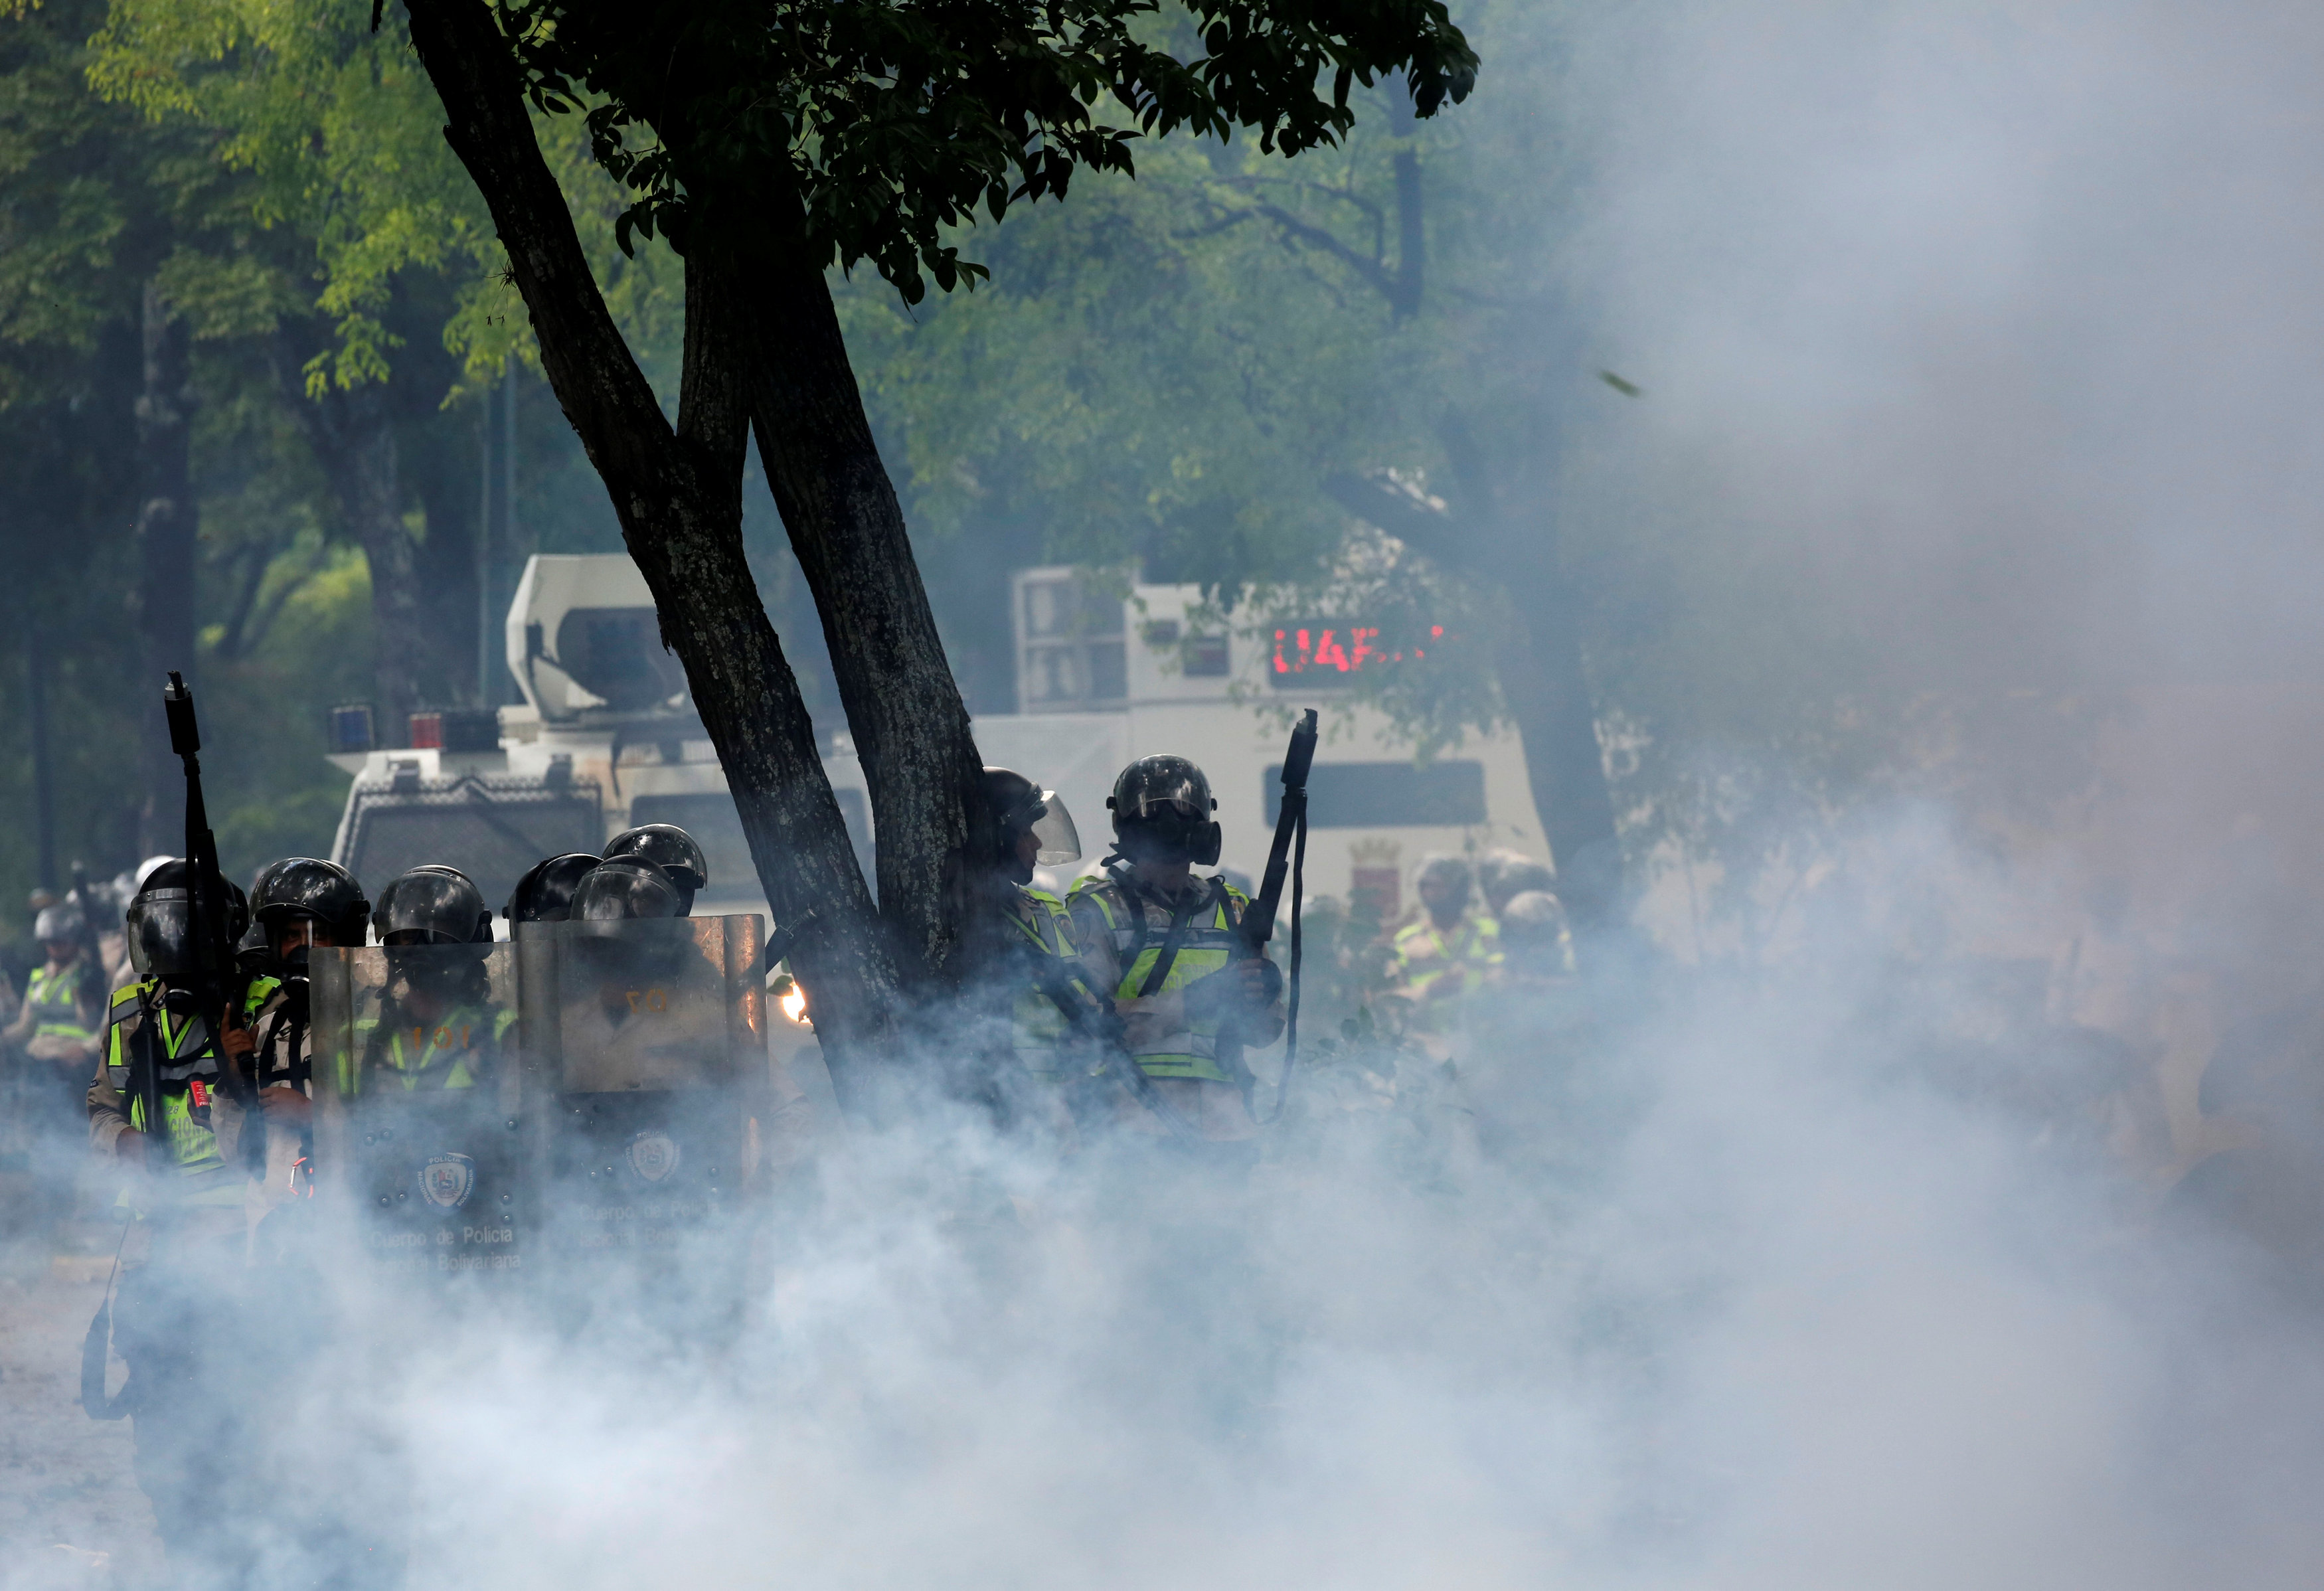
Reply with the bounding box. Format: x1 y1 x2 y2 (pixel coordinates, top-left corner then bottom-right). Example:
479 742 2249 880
1181 958 1282 1021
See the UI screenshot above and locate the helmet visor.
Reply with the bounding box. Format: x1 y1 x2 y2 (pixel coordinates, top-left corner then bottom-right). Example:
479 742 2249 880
378 870 487 944
127 893 193 977
1115 758 1212 823
1028 792 1080 866
570 860 682 922
34 906 84 944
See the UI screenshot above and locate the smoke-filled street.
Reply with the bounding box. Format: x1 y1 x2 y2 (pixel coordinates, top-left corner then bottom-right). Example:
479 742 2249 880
0 1258 157 1588
11 0 2324 1586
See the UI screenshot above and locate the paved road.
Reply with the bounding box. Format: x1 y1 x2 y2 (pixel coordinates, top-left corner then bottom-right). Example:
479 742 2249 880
0 1245 165 1591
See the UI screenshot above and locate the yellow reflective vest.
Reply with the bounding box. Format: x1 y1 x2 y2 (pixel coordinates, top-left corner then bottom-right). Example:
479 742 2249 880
350 1004 517 1093
25 958 100 1046
1392 913 1502 999
1066 870 1268 1085
102 979 242 1207
1005 885 1084 1078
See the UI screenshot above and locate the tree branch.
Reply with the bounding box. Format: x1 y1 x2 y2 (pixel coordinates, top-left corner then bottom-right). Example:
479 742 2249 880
402 0 673 479
1323 470 1467 571
1246 201 1396 303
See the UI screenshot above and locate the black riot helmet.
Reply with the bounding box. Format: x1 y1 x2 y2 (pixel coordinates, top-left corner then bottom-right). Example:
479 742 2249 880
250 857 371 948
505 853 602 925
33 902 85 946
235 916 273 976
1107 755 1221 867
373 865 494 946
981 767 1082 885
602 824 708 915
125 859 250 979
568 856 683 922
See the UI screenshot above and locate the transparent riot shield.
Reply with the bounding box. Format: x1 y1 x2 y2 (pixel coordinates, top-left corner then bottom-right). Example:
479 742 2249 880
309 942 531 1290
515 914 766 1333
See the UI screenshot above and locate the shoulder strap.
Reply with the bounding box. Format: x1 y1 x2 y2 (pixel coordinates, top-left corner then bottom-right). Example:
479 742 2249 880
1104 864 1153 966
1135 884 1206 999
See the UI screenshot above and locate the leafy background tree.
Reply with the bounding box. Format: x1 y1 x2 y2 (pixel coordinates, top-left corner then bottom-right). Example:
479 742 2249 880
0 0 2104 990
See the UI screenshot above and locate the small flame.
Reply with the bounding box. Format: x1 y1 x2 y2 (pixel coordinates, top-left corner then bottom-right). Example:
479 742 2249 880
780 985 808 1025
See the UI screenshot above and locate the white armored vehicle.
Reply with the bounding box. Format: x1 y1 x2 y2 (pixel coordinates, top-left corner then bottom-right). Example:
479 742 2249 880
331 553 1550 938
329 554 872 925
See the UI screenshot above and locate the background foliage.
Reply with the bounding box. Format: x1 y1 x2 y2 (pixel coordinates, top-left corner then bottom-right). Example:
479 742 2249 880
0 0 2085 971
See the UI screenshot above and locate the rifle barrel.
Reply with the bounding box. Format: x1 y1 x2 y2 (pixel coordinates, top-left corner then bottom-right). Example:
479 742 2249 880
1243 709 1319 952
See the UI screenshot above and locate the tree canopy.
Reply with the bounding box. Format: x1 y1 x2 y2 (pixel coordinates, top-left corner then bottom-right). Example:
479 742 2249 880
509 0 1476 299
0 0 2078 978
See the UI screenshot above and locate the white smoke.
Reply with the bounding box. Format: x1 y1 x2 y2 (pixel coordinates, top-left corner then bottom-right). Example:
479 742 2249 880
21 5 2324 1589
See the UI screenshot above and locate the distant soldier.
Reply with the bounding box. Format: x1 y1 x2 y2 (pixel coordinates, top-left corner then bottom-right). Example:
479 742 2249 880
1392 855 1501 1013
1066 756 1284 1146
1477 851 1558 925
1457 889 1602 1175
1495 890 1576 987
7 898 105 1120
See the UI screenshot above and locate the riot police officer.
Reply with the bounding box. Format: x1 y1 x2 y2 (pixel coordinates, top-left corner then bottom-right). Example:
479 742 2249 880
602 823 710 916
7 899 102 1068
980 768 1092 1122
1065 756 1284 1145
1392 855 1503 1029
232 858 371 1205
505 851 602 926
4 899 105 1240
570 854 685 920
85 860 262 1585
364 866 511 1091
981 762 1088 1072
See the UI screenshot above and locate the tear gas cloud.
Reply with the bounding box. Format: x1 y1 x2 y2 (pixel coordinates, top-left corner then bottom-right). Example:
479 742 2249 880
116 5 2324 1589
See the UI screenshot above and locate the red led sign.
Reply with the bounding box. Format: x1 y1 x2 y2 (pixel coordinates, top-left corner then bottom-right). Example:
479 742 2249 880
1270 624 1444 683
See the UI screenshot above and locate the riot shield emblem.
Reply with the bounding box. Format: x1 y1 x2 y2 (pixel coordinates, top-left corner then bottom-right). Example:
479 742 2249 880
420 1152 476 1211
310 940 528 1286
627 1130 681 1183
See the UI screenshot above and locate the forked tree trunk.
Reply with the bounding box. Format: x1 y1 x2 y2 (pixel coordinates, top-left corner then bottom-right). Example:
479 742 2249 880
402 0 904 1109
725 245 998 993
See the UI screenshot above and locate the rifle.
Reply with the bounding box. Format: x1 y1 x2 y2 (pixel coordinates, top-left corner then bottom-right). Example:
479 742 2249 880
1243 711 1315 1122
161 674 245 1094
1024 953 1206 1147
1240 709 1317 960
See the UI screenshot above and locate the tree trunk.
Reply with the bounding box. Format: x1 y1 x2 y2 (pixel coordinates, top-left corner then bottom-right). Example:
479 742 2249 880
132 277 195 859
401 0 903 1108
278 363 427 738
1323 467 1624 940
728 246 997 995
1489 562 1621 933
